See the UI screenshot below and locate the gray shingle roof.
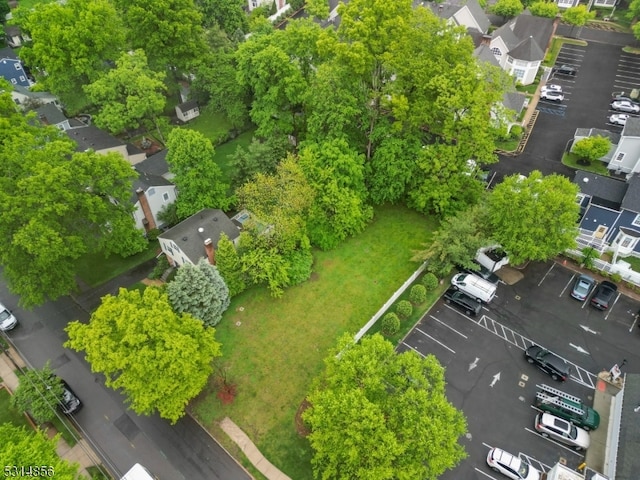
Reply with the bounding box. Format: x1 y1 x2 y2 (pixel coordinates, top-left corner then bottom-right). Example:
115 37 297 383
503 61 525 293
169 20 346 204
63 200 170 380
474 43 500 66
616 374 640 480
508 36 544 62
35 104 67 126
511 12 554 55
573 171 628 209
136 149 170 178
0 46 18 61
502 91 526 113
621 116 640 137
176 100 198 114
66 125 124 151
621 174 640 213
159 209 240 265
492 22 520 50
130 169 174 203
464 0 490 33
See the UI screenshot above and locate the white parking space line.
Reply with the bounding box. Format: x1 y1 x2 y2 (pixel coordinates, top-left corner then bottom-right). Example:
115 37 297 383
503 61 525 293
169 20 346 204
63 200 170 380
604 292 622 321
538 263 556 286
415 328 456 354
524 427 585 457
433 311 470 338
630 314 639 333
474 468 497 479
559 274 576 297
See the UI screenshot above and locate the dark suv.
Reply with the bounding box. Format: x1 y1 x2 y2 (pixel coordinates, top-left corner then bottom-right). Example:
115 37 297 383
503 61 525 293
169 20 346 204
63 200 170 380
456 262 500 285
524 345 571 382
443 288 482 316
554 64 577 76
590 281 617 310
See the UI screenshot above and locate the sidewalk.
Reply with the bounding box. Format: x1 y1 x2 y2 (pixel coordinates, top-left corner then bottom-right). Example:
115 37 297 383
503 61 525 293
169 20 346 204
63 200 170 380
0 347 100 479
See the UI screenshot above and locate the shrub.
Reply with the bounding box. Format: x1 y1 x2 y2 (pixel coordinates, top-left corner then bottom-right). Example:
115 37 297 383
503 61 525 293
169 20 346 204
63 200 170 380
611 273 622 283
149 255 170 280
421 273 439 291
409 284 427 305
396 300 413 319
146 228 161 241
510 125 523 139
381 313 400 335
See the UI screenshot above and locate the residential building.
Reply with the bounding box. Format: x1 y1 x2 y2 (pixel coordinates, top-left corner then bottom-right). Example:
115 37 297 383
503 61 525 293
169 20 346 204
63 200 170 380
135 149 174 181
10 84 60 109
4 24 30 48
607 117 640 174
35 103 71 131
0 46 32 88
158 209 241 267
131 169 177 233
571 127 620 165
175 100 200 122
66 125 146 165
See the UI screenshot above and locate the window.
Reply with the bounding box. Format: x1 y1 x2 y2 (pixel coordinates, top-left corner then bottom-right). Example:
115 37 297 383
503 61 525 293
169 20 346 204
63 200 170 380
19 76 25 82
14 63 21 70
147 187 156 196
613 152 625 162
576 193 586 204
162 192 170 202
513 68 525 80
491 47 502 57
632 214 640 227
594 225 607 239
10 78 16 84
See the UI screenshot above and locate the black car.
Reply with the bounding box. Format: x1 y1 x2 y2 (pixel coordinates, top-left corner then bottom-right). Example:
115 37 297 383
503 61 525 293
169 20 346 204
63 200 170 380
524 345 571 382
457 262 500 285
590 280 618 310
611 92 639 104
443 288 482 316
554 64 577 76
58 377 83 415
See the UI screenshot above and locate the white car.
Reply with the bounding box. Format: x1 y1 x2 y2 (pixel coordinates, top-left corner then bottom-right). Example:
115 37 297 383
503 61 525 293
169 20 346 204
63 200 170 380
541 84 562 93
0 302 18 331
611 100 640 113
541 91 564 102
486 448 541 480
609 114 629 126
535 413 591 451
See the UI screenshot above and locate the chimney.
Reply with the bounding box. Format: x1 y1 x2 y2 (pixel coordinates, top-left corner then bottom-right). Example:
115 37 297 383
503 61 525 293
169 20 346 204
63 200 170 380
481 34 492 47
204 238 215 265
136 188 156 232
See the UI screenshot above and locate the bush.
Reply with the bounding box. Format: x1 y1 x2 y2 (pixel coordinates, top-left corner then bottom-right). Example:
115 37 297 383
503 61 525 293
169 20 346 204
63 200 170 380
611 273 622 283
396 300 413 319
146 228 161 241
149 255 170 280
510 125 523 139
409 284 427 305
381 313 400 335
421 273 439 291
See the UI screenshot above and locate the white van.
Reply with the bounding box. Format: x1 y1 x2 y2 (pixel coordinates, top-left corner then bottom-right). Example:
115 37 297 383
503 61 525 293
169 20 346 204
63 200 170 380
121 464 156 480
451 273 496 303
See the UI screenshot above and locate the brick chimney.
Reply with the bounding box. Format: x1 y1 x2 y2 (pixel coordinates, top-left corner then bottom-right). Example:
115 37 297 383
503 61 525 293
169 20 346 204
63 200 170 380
136 188 156 232
204 238 215 265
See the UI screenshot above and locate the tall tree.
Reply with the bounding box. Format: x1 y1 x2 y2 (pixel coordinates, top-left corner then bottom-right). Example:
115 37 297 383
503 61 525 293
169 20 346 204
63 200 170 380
0 425 87 480
230 135 292 188
0 121 146 307
167 258 230 327
487 171 579 265
112 0 207 72
196 0 248 33
491 0 524 20
529 1 559 18
562 5 595 37
10 362 64 424
299 140 373 250
572 136 612 165
17 0 126 112
84 50 167 136
215 232 247 297
165 128 230 219
65 287 222 424
304 334 467 480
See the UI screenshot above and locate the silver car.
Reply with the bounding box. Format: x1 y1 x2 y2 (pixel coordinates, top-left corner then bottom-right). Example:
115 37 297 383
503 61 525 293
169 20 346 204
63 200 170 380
570 274 595 301
541 91 564 102
535 412 590 450
0 302 18 331
611 100 640 113
486 448 541 480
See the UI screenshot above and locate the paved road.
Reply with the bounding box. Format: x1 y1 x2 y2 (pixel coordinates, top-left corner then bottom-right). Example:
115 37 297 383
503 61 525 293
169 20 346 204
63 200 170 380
1 269 251 480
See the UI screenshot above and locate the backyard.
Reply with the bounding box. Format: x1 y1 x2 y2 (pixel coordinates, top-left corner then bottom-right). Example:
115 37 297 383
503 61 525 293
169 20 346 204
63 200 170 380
192 204 439 479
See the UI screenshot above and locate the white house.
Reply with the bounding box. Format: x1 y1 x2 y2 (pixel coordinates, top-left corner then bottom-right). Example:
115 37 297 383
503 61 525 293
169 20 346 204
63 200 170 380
66 125 147 165
175 100 200 122
607 117 640 174
131 169 177 232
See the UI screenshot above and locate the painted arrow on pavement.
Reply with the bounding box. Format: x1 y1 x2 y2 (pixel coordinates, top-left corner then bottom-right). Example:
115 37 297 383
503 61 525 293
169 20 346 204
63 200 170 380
579 325 598 335
469 357 479 372
490 372 501 387
569 343 589 354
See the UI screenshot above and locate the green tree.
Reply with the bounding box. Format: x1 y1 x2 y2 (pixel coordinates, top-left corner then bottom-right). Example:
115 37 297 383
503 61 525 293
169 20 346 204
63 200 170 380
0 425 87 480
17 0 126 112
230 135 292 188
412 204 490 277
0 0 10 20
84 50 167 136
529 1 559 18
572 136 612 165
563 5 595 36
165 128 230 219
0 122 146 307
112 0 207 71
215 232 247 297
304 334 467 480
65 287 222 424
10 362 64 424
167 258 230 326
487 171 579 265
299 139 373 250
491 0 524 19
197 0 248 33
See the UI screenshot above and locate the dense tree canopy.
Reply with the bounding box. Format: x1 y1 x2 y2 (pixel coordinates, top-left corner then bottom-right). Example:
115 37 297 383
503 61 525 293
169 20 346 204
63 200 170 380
572 136 612 164
11 362 64 424
0 104 146 306
487 171 579 265
491 0 524 19
304 334 467 480
0 425 87 480
529 1 559 18
65 287 222 423
84 50 167 135
197 0 248 33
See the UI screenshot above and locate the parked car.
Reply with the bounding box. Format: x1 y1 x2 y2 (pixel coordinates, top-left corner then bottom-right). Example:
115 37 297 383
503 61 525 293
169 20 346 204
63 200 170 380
570 274 595 301
611 92 639 104
524 345 571 382
457 262 500 284
534 412 591 450
542 84 562 93
443 288 482 316
611 100 640 113
554 65 577 76
57 377 83 415
609 114 630 126
535 384 600 431
540 91 564 102
590 280 617 310
451 273 497 303
0 301 18 331
486 448 541 480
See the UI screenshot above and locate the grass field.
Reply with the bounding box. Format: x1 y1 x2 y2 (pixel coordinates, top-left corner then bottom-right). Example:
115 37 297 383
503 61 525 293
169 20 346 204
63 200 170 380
0 387 31 428
562 152 610 176
192 204 439 479
213 129 256 186
185 106 233 144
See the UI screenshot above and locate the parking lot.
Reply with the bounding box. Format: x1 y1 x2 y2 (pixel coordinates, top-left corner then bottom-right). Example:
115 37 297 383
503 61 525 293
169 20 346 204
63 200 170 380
399 261 640 479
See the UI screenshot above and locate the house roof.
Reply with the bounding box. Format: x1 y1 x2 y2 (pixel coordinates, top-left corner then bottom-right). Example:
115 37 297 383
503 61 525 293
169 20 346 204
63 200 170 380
136 149 172 179
616 374 640 480
508 36 544 62
0 46 18 61
620 174 640 213
621 116 640 137
464 0 491 33
11 84 57 101
474 43 501 67
130 169 174 203
502 91 527 113
430 0 490 34
575 127 621 145
176 100 198 113
127 143 145 157
573 171 628 210
66 125 124 152
511 12 554 55
35 103 67 126
159 208 240 264
492 22 520 50
4 24 21 37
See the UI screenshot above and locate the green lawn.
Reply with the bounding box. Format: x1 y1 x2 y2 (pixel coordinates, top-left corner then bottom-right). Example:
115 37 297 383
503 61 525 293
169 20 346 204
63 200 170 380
213 129 256 186
192 204 439 479
184 106 234 144
0 387 31 428
75 241 160 288
562 152 610 176
543 37 588 67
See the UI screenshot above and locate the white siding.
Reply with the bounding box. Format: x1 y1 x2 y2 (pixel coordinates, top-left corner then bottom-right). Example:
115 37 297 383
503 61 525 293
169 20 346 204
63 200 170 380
610 137 640 173
132 185 177 230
